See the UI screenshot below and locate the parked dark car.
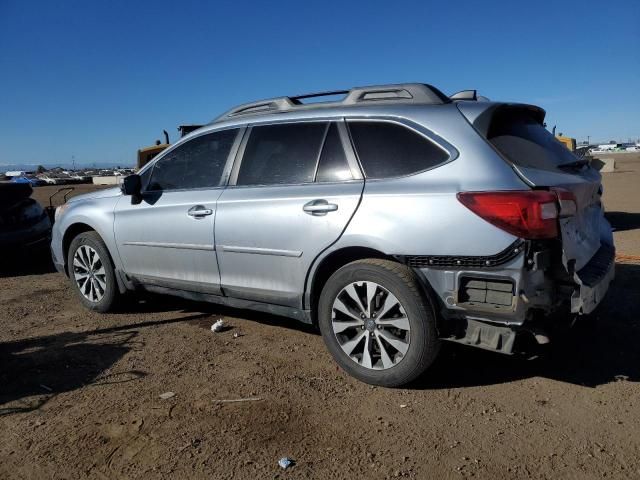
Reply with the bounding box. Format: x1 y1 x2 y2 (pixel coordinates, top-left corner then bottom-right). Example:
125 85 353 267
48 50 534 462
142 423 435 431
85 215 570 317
0 183 51 251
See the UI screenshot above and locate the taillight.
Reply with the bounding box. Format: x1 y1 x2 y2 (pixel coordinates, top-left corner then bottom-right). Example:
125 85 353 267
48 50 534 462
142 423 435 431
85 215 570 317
457 190 559 239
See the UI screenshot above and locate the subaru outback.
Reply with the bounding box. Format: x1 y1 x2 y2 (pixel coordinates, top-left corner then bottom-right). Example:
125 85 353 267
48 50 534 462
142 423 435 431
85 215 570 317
51 83 615 387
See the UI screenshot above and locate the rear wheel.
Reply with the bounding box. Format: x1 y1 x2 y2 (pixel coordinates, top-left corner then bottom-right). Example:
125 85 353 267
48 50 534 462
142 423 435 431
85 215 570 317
67 231 119 312
318 259 440 387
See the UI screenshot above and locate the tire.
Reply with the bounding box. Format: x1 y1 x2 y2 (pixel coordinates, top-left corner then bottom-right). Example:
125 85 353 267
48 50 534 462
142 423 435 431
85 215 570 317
318 259 440 387
67 231 120 313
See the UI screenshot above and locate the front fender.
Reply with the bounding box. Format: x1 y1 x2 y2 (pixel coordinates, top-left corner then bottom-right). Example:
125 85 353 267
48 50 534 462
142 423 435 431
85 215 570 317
52 195 122 272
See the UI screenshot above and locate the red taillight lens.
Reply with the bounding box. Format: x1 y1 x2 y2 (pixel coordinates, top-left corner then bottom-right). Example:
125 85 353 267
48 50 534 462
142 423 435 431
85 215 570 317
457 191 559 239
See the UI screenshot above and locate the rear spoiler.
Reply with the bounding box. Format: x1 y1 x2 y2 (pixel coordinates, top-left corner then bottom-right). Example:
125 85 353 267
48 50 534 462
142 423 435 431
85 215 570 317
450 90 491 102
456 102 547 137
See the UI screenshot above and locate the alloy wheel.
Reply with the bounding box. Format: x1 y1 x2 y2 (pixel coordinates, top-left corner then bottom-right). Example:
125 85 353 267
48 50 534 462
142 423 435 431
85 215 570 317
331 281 411 370
73 245 107 303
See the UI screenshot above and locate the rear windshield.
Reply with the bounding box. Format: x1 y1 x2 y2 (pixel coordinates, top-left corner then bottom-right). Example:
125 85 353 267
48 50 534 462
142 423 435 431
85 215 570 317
486 108 578 171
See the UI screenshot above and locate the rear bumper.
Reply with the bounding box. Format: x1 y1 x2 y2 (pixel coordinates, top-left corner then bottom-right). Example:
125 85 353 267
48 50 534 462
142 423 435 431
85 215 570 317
571 243 615 314
412 240 616 354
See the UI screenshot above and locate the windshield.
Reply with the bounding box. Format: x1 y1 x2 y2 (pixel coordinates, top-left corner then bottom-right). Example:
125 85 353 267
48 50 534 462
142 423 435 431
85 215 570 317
486 107 578 171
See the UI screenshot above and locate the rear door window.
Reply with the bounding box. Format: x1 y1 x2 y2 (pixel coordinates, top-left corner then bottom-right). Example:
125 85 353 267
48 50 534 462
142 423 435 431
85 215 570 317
348 121 449 179
237 123 327 186
148 129 238 191
486 108 578 171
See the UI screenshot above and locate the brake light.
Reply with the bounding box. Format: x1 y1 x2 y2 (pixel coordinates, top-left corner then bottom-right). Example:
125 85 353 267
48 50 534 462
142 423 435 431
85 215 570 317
457 191 559 239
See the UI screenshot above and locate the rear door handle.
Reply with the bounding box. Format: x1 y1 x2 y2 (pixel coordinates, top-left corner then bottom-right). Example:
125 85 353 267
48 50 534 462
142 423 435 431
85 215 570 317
303 199 338 216
187 205 213 217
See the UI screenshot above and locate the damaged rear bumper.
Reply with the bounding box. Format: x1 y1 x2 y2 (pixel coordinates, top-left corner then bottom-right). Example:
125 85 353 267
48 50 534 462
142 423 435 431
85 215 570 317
571 243 615 314
411 240 615 355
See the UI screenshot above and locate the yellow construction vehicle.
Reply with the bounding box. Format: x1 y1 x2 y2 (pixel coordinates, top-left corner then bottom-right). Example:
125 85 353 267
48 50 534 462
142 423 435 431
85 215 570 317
136 125 204 170
137 130 170 170
556 135 576 152
551 126 576 152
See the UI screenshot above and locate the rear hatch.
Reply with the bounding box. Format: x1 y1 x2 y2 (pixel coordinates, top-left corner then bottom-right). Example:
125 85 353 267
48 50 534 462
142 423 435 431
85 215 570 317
460 103 614 275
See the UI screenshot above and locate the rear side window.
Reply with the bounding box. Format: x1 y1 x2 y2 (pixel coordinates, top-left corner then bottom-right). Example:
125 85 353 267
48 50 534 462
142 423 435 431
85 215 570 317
348 121 448 179
148 129 238 191
237 123 326 186
486 108 578 171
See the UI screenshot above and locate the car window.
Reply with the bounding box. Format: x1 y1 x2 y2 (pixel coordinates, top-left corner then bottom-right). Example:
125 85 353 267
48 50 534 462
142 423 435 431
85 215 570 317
315 124 353 182
237 123 327 186
147 129 238 191
486 108 578 171
348 121 449 179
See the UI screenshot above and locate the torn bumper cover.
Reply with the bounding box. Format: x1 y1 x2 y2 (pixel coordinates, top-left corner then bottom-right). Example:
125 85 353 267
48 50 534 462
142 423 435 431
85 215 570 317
571 243 615 314
412 240 615 355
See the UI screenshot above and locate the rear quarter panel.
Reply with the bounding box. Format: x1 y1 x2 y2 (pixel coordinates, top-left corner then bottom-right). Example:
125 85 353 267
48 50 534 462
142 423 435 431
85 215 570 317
335 106 529 257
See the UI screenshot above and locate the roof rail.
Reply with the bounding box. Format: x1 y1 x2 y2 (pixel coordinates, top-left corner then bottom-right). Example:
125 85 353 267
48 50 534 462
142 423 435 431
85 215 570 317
214 83 450 121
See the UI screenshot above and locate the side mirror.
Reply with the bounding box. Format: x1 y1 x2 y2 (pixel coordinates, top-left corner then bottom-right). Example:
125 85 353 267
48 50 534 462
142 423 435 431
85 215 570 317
122 174 141 195
122 174 142 203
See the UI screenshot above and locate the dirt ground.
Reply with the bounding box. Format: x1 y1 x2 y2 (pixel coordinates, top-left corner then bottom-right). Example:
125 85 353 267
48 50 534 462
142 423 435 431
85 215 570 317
1 160 639 479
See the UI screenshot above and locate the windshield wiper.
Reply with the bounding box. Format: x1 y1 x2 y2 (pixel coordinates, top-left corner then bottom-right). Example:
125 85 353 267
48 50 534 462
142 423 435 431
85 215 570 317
557 159 589 170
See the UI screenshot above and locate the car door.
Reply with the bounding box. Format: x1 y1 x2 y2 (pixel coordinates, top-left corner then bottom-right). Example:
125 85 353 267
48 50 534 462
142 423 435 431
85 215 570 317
215 120 364 308
114 128 241 294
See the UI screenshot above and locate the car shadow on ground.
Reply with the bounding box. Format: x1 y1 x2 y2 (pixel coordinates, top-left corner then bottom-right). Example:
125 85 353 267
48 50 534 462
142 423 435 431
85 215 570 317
109 263 640 391
122 264 640 391
605 211 640 232
414 262 640 390
0 248 56 278
0 313 209 416
3 251 638 397
117 292 318 334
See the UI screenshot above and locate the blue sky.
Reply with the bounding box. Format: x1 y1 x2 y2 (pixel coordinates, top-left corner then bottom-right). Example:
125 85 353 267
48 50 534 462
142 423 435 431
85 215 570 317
0 0 638 166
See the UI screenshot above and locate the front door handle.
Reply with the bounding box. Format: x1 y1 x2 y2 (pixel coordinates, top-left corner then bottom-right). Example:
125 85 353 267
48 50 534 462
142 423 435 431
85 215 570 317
303 199 338 216
187 205 213 218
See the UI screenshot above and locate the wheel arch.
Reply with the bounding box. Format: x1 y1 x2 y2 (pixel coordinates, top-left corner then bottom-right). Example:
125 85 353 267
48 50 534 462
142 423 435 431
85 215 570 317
306 246 443 327
306 246 396 324
62 222 122 279
62 223 95 274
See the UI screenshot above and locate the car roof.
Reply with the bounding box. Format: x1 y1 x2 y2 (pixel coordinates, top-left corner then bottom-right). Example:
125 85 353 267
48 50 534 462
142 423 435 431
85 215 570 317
207 83 451 127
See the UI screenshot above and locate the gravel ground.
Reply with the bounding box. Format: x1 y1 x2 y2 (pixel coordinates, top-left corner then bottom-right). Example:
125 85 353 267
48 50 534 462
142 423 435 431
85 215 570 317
1 159 639 479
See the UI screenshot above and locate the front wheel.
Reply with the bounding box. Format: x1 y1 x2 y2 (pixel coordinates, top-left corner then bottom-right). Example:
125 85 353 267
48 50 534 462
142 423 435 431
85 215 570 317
67 231 120 313
318 259 440 387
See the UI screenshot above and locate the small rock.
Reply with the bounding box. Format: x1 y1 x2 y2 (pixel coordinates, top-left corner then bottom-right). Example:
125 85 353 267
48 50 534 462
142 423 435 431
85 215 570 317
399 404 408 409
159 392 176 400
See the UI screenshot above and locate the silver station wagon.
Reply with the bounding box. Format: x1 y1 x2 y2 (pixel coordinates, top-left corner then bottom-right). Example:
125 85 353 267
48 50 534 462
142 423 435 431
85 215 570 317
51 83 615 386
